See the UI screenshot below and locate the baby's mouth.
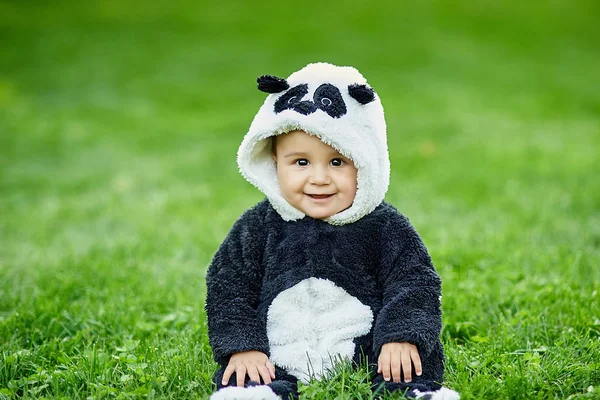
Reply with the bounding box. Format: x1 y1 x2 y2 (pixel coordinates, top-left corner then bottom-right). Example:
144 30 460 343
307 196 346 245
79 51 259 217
306 194 334 199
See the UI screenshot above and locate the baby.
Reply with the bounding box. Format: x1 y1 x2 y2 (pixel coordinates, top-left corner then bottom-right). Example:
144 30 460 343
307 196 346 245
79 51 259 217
205 63 459 399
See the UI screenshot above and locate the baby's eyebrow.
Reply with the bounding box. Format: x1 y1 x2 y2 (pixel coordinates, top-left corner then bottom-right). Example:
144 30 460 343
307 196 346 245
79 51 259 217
283 150 346 158
283 152 308 158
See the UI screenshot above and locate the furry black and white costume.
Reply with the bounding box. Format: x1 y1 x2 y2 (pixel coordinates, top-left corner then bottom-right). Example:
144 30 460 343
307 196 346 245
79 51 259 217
206 63 459 400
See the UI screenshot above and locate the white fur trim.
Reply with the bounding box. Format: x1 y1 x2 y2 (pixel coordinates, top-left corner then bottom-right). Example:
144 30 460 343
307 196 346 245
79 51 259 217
266 278 373 383
238 62 389 225
210 385 280 400
413 387 461 400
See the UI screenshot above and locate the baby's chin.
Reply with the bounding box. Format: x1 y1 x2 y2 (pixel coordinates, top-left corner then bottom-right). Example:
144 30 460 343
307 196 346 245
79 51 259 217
298 205 338 220
302 205 354 220
304 211 337 220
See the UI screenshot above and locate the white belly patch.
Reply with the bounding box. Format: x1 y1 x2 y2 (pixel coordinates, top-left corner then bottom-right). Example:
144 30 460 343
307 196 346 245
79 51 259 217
266 277 373 383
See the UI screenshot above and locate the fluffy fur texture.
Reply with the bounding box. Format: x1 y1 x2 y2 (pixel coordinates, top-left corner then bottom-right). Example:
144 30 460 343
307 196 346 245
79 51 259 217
412 387 462 400
266 277 374 383
257 75 290 94
237 62 389 225
348 83 375 104
206 200 453 398
209 385 279 400
212 365 298 399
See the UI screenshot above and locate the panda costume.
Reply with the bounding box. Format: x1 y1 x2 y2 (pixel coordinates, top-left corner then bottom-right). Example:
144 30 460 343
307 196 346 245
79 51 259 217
205 63 460 400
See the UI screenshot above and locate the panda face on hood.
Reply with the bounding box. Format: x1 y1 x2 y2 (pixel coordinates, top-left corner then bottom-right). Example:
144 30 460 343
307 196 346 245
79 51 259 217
274 83 347 118
237 62 390 225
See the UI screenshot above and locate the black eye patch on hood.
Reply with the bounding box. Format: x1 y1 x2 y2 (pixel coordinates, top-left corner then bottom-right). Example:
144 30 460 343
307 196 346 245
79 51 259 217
274 84 309 114
274 83 347 118
313 84 346 118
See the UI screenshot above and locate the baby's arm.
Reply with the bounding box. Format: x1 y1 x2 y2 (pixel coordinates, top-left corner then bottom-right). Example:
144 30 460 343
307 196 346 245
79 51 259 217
205 202 271 368
373 210 443 373
377 342 422 383
222 350 276 387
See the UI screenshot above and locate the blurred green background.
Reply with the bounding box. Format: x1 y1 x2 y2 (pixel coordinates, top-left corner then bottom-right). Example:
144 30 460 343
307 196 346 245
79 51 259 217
1 0 599 398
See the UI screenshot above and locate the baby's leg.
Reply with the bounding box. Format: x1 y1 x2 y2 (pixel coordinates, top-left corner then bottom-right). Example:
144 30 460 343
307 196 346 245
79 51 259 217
372 378 459 400
264 369 298 400
372 375 442 399
212 365 299 399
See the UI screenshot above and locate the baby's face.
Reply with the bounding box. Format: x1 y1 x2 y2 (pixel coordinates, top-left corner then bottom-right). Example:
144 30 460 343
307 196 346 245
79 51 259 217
272 130 357 219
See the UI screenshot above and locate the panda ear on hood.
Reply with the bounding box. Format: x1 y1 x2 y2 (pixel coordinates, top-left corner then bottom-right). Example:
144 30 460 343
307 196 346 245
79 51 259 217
348 83 375 105
257 75 290 93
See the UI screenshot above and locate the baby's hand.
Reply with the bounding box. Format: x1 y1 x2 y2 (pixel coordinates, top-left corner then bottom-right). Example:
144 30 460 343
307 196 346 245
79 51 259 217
378 342 422 383
222 350 276 387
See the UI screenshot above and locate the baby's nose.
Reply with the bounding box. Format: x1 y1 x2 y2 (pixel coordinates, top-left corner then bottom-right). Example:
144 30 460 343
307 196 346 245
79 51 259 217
310 165 331 184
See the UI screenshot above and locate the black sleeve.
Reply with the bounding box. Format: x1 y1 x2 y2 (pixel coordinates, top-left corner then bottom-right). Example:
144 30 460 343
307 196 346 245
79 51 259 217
205 201 270 365
372 211 442 358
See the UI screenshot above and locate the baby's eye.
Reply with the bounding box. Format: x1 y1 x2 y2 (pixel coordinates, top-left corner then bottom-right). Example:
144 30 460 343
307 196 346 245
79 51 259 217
330 158 344 167
295 159 309 166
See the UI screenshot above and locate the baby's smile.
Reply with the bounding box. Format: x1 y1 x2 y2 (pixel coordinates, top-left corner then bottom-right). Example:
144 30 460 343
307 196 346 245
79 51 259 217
306 193 335 200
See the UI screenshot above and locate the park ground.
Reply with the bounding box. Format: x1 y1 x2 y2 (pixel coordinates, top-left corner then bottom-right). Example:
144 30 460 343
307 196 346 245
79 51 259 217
1 0 599 398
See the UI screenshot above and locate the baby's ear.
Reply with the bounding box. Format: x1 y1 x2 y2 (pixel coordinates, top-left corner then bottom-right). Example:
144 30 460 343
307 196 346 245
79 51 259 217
257 75 290 93
348 84 375 105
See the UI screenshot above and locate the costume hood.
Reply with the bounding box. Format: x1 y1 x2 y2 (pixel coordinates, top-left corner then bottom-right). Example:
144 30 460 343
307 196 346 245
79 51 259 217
237 62 390 225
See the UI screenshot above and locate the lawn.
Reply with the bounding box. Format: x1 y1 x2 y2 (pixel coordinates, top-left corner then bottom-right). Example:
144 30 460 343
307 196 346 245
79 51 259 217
1 0 599 398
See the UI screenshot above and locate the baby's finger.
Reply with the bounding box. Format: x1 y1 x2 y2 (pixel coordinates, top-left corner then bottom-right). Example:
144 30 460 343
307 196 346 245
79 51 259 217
222 364 235 385
401 352 412 383
247 366 261 384
411 348 423 376
391 355 402 383
266 360 276 379
258 365 273 384
379 353 391 381
236 365 247 387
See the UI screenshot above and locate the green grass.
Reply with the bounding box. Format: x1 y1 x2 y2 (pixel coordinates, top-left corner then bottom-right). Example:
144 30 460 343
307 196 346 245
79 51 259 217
1 0 599 398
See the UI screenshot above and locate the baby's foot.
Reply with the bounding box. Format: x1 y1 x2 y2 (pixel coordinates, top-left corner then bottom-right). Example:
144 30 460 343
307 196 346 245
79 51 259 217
210 385 280 400
409 387 461 400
